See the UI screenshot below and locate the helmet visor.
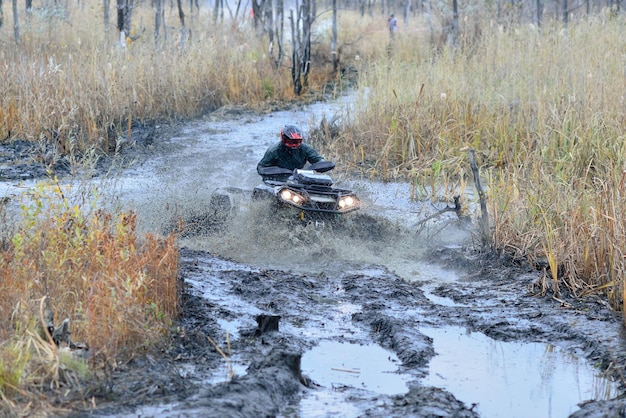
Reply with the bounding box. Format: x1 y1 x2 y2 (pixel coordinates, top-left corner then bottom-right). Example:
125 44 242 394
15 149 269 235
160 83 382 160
284 138 302 148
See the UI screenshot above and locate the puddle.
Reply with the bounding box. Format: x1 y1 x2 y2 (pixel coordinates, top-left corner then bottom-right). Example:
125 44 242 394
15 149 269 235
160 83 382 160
420 326 620 418
302 340 410 395
297 340 411 417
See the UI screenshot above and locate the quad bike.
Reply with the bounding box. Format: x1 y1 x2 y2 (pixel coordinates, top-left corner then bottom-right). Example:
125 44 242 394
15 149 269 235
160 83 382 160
253 161 360 222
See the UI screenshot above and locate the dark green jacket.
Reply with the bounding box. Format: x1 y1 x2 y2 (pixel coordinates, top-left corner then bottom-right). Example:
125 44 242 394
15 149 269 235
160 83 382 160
257 142 324 175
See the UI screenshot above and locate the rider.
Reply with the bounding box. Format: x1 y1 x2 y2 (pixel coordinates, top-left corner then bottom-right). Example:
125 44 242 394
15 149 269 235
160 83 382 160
257 124 324 178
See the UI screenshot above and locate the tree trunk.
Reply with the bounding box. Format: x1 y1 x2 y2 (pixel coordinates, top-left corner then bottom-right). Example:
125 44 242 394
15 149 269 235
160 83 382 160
425 0 433 44
0 0 4 29
189 0 199 19
535 0 542 27
12 0 20 44
301 0 312 89
332 0 338 74
251 0 263 30
25 0 32 14
562 0 568 26
104 0 110 32
451 0 458 47
268 0 284 67
289 9 302 95
213 0 218 23
117 0 133 47
403 0 410 29
155 0 163 44
469 149 490 248
177 0 187 49
289 0 313 95
269 0 276 62
234 0 242 20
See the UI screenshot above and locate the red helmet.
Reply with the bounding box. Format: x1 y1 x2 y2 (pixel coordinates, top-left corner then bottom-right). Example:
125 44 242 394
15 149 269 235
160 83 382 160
280 125 303 149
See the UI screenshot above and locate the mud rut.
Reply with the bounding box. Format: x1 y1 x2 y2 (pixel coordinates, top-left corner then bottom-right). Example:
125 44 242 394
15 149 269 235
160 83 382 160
3 107 625 417
87 207 626 418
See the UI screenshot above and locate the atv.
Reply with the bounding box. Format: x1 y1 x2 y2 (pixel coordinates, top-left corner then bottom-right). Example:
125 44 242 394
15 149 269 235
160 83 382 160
253 161 360 222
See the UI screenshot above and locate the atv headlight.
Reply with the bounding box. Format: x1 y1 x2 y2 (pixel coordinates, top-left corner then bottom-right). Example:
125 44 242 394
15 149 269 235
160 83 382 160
279 188 306 205
338 195 357 209
339 196 354 208
280 189 293 200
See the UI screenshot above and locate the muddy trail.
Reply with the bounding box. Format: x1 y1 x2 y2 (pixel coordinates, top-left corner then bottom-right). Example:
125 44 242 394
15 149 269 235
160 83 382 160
2 98 626 418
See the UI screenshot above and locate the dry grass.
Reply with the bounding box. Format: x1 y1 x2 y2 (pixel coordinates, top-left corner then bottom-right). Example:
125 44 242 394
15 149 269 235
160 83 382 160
324 15 626 316
0 178 179 414
0 5 330 153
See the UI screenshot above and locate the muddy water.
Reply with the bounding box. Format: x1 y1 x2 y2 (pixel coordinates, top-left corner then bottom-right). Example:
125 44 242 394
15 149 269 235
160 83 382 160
1 95 622 417
421 326 619 418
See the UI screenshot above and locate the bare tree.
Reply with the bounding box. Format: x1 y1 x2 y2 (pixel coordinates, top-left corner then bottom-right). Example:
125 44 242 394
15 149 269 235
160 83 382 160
289 9 301 95
451 0 458 47
536 0 543 26
332 0 338 74
12 0 20 43
251 0 269 32
177 0 187 48
404 0 411 27
117 0 144 47
117 0 134 47
213 0 225 23
189 0 199 19
0 0 4 29
358 0 365 16
289 0 313 95
104 0 110 32
154 0 165 45
268 0 285 67
233 0 245 20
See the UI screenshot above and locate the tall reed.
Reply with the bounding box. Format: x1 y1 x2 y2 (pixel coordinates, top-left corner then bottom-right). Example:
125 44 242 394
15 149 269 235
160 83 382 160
335 16 626 315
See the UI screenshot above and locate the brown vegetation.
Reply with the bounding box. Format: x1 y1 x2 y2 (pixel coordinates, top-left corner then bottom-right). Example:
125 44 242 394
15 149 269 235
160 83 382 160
0 179 178 414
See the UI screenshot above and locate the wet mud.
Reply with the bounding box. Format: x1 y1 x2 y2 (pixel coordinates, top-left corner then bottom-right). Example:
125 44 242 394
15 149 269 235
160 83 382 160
77 238 626 418
2 106 626 417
